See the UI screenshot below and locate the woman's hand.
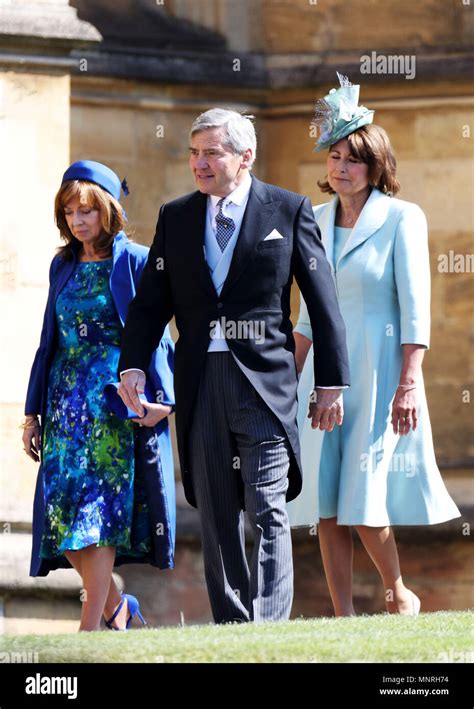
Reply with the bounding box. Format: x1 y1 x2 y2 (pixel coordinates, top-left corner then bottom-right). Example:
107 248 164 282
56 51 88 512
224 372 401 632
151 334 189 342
391 386 418 435
22 417 42 462
131 402 172 427
392 344 425 435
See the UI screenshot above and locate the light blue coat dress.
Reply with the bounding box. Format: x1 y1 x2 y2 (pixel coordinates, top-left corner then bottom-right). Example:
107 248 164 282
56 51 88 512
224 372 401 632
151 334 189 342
287 188 460 527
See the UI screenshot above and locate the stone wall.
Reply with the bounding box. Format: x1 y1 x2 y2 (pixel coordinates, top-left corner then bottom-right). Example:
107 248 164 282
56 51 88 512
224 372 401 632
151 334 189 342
1 0 472 631
259 0 473 54
0 0 101 526
166 0 473 55
0 70 71 522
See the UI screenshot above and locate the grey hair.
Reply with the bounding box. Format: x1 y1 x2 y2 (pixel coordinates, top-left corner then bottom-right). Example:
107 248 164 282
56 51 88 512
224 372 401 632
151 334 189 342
190 108 257 167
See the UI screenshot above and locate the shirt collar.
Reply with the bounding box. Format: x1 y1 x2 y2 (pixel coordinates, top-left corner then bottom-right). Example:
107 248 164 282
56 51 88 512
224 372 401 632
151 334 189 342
209 171 252 209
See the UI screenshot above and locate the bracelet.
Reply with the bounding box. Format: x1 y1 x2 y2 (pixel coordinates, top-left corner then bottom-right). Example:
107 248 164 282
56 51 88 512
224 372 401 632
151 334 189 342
397 384 416 392
20 418 40 430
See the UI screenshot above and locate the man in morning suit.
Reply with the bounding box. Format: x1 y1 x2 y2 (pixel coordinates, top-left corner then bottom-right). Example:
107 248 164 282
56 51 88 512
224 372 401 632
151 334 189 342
118 109 350 623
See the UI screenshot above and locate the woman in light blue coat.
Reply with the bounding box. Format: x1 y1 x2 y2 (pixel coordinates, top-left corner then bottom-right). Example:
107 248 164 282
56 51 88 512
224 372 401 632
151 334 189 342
288 74 460 617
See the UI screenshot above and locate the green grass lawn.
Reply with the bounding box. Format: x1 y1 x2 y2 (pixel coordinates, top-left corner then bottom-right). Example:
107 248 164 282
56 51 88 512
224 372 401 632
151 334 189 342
1 611 472 663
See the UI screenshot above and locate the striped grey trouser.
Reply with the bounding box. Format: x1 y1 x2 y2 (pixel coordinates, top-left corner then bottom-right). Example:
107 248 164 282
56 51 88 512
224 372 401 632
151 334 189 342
189 352 293 623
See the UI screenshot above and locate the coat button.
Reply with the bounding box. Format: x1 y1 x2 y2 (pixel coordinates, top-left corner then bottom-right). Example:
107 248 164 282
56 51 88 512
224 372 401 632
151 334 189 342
217 302 223 309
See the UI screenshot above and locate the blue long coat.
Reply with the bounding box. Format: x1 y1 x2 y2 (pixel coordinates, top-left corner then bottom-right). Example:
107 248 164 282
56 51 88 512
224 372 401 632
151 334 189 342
288 189 460 527
25 231 176 575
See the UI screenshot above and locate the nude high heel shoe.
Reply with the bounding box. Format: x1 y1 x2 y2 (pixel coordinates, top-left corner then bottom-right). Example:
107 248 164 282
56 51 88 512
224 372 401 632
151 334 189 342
409 591 421 617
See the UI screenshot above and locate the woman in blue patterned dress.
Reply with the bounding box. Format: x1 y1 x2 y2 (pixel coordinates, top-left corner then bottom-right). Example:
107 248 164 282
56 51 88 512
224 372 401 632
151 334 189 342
22 161 176 631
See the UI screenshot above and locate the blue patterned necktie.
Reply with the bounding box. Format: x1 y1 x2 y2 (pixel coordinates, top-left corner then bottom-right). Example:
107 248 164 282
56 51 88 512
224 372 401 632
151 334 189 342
215 197 235 252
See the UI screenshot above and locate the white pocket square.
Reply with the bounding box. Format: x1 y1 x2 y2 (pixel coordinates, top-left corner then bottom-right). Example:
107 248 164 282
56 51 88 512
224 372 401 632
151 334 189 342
263 229 284 241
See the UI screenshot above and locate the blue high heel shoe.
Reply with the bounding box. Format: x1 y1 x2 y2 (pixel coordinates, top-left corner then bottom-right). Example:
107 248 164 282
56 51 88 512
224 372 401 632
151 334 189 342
104 593 147 631
123 593 146 629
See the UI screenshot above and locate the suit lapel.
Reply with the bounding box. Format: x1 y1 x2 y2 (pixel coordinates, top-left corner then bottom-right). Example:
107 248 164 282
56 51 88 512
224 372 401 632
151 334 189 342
220 176 281 299
184 190 216 298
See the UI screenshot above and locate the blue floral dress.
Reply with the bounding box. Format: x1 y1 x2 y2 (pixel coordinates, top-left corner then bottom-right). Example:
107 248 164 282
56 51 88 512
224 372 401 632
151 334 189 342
40 259 150 559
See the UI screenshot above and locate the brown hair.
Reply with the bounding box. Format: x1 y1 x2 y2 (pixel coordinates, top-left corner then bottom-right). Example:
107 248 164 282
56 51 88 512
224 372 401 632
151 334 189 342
318 124 400 196
54 180 130 260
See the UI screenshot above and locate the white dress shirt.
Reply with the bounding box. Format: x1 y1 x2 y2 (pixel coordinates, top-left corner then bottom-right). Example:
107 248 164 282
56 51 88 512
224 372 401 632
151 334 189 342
205 171 252 352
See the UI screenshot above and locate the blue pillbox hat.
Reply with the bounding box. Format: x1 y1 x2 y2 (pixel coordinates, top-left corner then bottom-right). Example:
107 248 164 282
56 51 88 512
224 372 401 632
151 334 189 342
61 160 129 201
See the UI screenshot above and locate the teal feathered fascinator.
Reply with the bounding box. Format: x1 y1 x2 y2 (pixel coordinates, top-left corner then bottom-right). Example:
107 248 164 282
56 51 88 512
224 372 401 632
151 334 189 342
313 72 374 152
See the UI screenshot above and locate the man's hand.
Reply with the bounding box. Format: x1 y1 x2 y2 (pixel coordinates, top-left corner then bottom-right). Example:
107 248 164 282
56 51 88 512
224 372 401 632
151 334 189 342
118 370 147 417
308 388 344 432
